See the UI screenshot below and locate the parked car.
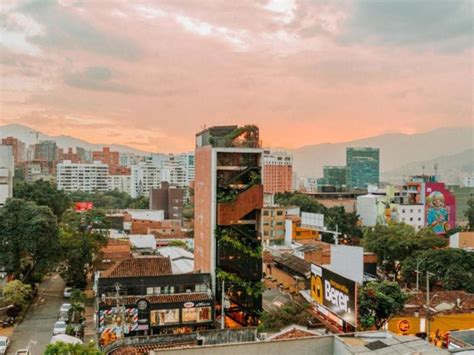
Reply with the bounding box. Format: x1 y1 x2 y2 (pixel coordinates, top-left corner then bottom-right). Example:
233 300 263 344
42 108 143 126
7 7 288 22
58 311 69 322
0 336 10 354
53 321 67 335
59 303 72 313
15 350 30 355
63 287 73 298
2 317 15 328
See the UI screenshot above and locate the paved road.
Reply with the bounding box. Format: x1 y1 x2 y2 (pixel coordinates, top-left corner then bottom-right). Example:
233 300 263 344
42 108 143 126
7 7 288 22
8 274 65 355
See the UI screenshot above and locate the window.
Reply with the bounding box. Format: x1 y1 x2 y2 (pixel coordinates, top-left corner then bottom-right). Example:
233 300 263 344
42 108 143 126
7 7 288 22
154 287 161 295
182 308 198 323
195 284 207 292
410 217 413 221
418 217 421 221
150 309 179 326
198 307 212 322
146 287 154 295
276 211 283 216
263 211 270 216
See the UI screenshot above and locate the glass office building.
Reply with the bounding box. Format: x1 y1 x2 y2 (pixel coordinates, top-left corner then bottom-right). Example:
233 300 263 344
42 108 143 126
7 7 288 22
346 147 379 189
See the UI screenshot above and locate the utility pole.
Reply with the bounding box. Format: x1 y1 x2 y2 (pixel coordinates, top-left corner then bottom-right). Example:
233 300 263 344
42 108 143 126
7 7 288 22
415 259 421 293
221 279 225 330
426 272 434 342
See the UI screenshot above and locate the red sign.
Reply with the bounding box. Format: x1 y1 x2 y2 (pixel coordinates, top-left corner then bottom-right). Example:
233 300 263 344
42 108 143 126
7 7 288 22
75 202 93 212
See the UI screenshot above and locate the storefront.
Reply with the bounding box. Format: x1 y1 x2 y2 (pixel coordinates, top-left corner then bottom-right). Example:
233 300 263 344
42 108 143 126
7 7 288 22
98 295 214 345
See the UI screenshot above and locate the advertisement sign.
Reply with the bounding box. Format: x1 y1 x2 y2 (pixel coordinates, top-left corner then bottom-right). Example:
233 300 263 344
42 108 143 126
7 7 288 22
301 212 324 229
99 307 138 335
150 309 179 326
75 201 93 212
425 183 456 235
310 264 357 327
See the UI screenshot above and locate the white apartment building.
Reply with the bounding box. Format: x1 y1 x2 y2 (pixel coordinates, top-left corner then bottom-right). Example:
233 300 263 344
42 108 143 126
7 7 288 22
57 160 108 192
131 163 162 198
160 152 195 188
0 146 14 206
108 174 132 195
398 204 425 230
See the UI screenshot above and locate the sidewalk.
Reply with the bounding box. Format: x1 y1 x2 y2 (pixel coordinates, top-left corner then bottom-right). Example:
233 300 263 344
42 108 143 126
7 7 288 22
83 304 96 344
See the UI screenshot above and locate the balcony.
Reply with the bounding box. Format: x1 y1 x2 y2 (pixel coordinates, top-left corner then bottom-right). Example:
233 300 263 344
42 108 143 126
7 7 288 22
217 184 263 225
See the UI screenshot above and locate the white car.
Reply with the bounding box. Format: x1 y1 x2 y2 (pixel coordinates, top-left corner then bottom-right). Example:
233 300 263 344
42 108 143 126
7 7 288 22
0 336 9 354
15 350 30 355
53 320 67 335
59 303 72 313
63 287 73 298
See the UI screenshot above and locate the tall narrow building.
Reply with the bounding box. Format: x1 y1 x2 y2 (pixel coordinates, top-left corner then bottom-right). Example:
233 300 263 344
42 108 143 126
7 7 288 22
194 125 263 326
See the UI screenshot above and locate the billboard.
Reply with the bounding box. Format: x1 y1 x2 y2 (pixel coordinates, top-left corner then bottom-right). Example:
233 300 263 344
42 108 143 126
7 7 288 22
311 264 357 327
425 183 456 235
301 212 324 229
75 201 93 212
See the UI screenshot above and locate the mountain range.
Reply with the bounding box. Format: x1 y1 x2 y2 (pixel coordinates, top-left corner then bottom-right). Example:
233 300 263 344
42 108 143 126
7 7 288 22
0 124 150 155
1 124 473 184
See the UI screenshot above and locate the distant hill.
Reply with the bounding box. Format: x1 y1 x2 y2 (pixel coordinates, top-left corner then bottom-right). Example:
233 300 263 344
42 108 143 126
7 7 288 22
382 149 474 185
289 126 474 179
0 124 151 155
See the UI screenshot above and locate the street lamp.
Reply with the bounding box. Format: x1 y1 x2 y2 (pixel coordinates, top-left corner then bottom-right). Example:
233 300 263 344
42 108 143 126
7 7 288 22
425 271 435 342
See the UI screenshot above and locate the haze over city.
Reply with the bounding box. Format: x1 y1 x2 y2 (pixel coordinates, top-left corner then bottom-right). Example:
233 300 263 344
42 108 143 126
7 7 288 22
1 0 472 151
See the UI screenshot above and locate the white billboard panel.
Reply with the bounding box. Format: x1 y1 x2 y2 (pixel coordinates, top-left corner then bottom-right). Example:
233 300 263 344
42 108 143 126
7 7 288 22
301 212 324 228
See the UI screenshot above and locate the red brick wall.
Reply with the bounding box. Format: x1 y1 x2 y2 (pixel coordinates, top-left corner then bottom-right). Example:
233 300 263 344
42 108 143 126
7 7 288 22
194 147 213 273
217 184 264 225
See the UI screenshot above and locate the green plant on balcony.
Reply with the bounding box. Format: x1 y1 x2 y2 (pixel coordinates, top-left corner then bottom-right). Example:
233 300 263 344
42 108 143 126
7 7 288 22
217 269 264 297
219 232 262 259
217 188 239 203
248 171 261 186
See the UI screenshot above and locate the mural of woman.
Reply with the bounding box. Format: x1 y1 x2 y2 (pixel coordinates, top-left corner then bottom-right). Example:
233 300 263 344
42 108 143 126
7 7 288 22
426 191 449 234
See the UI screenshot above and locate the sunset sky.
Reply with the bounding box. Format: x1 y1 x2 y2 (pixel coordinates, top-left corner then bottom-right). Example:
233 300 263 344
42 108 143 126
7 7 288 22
1 0 472 152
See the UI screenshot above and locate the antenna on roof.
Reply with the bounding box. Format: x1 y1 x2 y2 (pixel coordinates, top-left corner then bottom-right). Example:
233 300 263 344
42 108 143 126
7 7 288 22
434 162 438 177
30 131 40 144
422 165 425 175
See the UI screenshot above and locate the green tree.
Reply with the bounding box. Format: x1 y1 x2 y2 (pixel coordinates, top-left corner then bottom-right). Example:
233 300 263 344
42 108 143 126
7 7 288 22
274 192 328 214
45 341 103 355
13 180 71 218
362 224 447 279
129 196 149 209
465 197 474 231
3 280 32 307
0 198 60 275
324 206 362 242
402 248 474 292
258 302 312 332
358 281 407 330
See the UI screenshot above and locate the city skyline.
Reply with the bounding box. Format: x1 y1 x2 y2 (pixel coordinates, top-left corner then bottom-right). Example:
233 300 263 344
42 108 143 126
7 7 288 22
1 0 472 152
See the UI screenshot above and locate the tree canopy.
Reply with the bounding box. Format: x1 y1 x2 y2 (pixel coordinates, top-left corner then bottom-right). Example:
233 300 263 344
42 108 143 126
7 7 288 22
358 281 407 330
0 198 60 275
2 280 32 307
258 302 312 332
45 341 103 355
362 224 447 279
402 248 474 292
13 180 71 218
465 197 474 231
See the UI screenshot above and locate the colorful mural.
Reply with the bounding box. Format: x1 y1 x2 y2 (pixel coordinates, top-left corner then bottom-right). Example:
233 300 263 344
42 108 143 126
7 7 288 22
376 200 399 225
425 183 456 235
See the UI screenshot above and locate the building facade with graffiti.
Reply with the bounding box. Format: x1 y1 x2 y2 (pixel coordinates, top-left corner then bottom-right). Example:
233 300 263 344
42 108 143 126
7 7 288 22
356 175 456 235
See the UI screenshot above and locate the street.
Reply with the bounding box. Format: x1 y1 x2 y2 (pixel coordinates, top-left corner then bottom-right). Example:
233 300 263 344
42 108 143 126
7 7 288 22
7 274 65 355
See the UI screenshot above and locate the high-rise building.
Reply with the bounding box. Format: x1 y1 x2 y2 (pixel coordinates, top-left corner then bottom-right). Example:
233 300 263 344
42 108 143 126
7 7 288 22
346 147 380 189
194 125 263 326
150 182 185 220
1 136 26 164
322 166 348 190
262 150 293 194
34 140 57 162
0 146 14 206
130 162 162 198
161 152 195 188
92 147 120 167
56 160 108 192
